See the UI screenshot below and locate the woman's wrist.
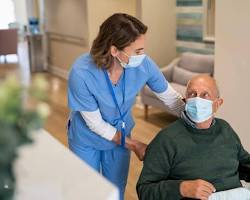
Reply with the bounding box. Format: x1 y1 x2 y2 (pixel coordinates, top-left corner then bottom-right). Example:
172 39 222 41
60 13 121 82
112 131 121 144
112 133 138 152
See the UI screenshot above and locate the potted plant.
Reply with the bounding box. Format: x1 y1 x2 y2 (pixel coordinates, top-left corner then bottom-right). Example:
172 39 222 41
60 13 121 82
0 75 50 200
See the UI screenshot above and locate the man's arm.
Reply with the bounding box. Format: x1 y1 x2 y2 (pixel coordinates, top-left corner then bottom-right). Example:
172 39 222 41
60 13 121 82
233 131 250 182
238 141 250 166
80 110 147 160
136 131 215 200
136 132 183 200
230 129 250 165
235 131 250 182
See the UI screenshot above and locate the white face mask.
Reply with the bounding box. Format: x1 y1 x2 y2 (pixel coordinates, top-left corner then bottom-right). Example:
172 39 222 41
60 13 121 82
116 51 146 68
185 97 214 123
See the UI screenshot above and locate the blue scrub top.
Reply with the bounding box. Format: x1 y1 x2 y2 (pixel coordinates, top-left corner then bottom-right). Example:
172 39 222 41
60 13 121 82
67 53 168 150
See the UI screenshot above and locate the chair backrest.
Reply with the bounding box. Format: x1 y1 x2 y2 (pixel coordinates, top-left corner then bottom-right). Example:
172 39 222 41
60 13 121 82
0 29 18 55
172 52 214 86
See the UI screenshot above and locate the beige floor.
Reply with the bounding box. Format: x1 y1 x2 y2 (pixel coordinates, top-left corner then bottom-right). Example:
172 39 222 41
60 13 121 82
0 56 176 200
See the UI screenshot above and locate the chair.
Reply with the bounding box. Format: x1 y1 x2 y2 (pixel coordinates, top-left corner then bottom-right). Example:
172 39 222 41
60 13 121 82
140 52 214 119
0 29 18 63
239 164 250 183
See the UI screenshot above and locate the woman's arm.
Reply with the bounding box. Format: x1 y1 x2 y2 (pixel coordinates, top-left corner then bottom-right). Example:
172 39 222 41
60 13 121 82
144 56 185 117
80 110 147 160
153 84 185 117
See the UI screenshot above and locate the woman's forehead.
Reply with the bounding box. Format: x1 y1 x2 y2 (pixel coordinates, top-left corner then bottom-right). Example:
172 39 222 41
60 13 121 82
124 35 145 50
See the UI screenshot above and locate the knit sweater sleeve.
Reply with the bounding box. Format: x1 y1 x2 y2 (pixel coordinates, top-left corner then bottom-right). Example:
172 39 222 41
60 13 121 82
136 131 183 200
227 122 250 165
234 133 250 165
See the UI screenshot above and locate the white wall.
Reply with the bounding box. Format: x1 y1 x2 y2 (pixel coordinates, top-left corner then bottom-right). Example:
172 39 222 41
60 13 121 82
13 0 28 26
215 0 250 151
87 0 136 48
139 0 176 67
26 0 39 19
45 0 136 77
45 0 88 39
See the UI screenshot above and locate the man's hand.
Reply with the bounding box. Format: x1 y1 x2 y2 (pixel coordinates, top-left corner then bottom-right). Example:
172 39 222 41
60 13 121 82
125 138 147 161
133 140 147 161
180 179 216 200
112 133 147 161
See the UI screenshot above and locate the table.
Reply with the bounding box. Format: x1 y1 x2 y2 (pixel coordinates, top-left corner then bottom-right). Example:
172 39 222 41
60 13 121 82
14 129 119 200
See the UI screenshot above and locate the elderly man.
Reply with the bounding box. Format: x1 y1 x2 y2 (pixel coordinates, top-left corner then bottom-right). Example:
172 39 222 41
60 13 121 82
136 75 250 200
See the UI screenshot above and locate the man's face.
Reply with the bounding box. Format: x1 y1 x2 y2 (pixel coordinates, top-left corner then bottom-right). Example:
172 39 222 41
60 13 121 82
185 76 223 113
186 78 217 101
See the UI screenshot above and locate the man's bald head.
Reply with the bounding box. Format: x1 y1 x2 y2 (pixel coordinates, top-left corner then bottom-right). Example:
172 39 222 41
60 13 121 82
186 75 220 100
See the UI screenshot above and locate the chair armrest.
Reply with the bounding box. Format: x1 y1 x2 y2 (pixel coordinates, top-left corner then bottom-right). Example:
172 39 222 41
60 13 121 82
161 57 180 82
239 163 250 182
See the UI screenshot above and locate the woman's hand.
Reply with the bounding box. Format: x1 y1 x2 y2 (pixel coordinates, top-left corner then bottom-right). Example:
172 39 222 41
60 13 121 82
112 131 121 145
125 138 147 161
112 132 147 161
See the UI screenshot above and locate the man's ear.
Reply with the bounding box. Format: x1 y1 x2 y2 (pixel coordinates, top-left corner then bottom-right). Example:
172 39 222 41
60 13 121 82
218 98 224 106
213 98 224 113
110 45 119 57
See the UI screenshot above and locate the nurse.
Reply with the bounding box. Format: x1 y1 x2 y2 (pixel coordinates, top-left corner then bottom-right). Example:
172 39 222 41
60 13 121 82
67 13 185 200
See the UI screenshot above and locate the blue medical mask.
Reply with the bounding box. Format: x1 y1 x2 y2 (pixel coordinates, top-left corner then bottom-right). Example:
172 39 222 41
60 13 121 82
185 97 213 123
117 51 146 68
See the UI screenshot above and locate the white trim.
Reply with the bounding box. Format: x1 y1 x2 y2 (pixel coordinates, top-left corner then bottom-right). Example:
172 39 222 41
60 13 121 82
49 65 69 79
176 6 203 13
203 0 215 43
203 36 215 43
176 40 214 50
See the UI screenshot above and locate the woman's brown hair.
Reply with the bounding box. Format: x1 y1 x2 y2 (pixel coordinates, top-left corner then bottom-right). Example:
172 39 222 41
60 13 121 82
90 13 148 68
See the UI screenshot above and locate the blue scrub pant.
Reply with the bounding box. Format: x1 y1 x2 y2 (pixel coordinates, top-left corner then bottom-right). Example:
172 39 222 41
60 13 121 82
68 140 130 200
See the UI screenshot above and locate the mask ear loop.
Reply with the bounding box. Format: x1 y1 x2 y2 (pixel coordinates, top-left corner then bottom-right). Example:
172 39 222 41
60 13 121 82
116 51 130 68
116 56 126 68
121 51 130 58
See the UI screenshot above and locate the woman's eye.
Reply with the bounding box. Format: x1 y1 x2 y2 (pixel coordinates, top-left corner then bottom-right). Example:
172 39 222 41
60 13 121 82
136 50 144 55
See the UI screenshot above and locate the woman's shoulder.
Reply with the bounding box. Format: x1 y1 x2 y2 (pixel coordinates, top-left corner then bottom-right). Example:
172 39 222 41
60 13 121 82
70 53 99 78
140 55 160 74
72 53 95 70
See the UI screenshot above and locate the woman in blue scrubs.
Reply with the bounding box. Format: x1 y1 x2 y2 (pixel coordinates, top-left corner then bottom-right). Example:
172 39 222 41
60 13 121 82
67 13 184 200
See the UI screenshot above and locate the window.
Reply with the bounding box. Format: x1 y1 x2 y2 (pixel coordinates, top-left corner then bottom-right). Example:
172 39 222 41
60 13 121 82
203 0 215 43
0 0 15 29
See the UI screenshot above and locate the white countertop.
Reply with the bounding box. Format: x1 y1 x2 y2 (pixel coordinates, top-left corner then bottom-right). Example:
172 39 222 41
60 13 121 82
14 129 119 200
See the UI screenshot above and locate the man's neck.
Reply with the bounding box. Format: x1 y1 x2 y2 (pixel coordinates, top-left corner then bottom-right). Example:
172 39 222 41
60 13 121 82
196 117 213 129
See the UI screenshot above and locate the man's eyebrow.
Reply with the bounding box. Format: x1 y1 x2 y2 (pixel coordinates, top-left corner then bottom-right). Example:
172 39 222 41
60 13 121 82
187 89 196 93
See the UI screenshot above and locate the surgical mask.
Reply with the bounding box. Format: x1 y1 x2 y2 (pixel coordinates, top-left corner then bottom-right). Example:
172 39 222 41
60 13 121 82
185 97 213 123
117 51 146 68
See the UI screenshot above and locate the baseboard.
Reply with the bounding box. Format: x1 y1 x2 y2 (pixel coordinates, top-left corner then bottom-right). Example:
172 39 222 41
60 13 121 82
49 65 69 80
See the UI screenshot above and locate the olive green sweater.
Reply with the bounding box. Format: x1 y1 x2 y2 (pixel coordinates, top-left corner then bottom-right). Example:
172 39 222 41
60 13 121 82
136 118 250 200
